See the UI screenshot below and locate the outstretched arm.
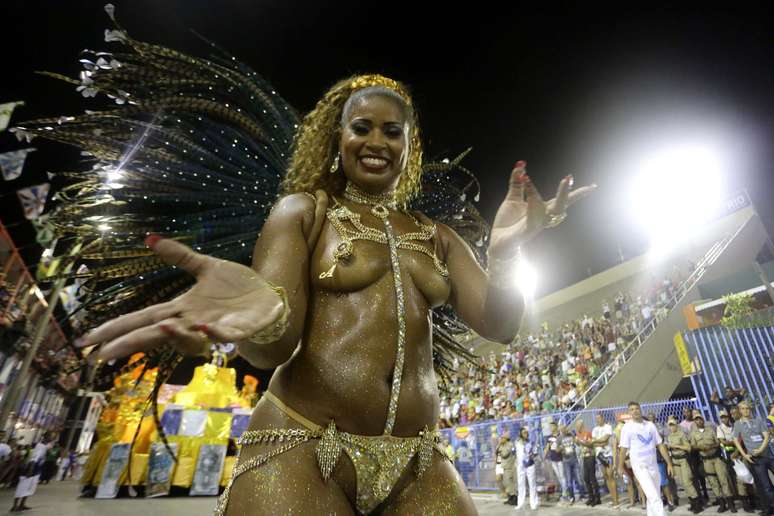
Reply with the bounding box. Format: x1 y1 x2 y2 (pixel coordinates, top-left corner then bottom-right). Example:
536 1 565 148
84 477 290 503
240 193 317 368
441 162 595 343
82 193 316 368
440 223 525 343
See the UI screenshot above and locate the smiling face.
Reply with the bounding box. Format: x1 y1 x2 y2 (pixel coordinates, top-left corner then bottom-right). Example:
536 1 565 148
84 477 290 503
339 93 409 195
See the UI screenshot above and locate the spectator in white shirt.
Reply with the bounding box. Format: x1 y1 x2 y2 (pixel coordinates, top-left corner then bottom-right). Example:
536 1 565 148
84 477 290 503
0 442 10 462
11 436 51 512
0 434 12 462
641 304 653 326
514 427 539 510
618 401 673 516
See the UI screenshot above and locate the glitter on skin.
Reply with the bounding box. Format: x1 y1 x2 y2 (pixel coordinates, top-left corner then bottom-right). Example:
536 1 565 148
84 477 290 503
220 94 478 515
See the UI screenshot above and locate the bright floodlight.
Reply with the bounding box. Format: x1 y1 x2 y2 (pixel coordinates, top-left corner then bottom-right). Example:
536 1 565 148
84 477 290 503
106 169 122 182
516 257 538 299
631 143 723 254
104 168 124 189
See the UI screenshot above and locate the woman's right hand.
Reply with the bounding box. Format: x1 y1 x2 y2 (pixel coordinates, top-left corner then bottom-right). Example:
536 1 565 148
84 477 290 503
80 236 286 362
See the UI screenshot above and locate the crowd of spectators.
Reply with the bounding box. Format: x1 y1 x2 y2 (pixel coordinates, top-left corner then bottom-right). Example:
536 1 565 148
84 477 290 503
439 262 696 428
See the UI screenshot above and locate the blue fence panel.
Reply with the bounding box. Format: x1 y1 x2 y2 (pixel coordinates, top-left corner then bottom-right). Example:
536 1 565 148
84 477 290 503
441 398 700 491
685 326 774 420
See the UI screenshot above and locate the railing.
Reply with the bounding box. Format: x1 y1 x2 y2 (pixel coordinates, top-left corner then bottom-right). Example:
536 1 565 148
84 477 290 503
562 231 737 413
441 398 701 491
687 324 774 421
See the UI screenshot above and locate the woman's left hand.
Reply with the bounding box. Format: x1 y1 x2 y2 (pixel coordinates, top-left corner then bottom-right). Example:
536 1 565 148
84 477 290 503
488 161 597 260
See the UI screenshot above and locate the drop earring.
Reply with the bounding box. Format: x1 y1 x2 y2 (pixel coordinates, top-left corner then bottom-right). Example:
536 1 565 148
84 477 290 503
329 152 340 174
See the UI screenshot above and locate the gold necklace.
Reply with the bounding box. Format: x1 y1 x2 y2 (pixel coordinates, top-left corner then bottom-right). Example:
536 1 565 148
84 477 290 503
343 182 398 214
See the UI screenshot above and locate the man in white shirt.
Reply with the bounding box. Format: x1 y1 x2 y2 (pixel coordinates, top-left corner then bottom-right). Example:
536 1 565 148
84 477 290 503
618 401 673 516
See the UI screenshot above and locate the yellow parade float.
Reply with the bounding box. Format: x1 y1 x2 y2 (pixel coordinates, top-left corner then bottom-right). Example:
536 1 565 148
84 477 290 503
80 352 258 497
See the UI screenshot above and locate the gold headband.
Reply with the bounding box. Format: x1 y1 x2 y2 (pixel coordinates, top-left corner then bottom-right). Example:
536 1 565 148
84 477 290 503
349 74 412 105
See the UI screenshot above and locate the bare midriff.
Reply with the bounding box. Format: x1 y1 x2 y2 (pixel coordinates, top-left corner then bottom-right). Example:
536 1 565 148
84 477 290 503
256 200 450 437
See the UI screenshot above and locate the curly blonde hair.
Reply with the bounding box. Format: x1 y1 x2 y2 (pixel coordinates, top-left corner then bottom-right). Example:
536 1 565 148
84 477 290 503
281 74 423 207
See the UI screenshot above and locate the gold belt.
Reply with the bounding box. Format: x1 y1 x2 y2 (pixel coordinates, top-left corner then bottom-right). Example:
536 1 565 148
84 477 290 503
214 391 445 515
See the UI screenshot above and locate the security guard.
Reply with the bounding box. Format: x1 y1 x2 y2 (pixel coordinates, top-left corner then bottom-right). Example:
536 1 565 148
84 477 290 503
690 411 736 513
716 409 755 512
666 416 702 514
497 430 517 505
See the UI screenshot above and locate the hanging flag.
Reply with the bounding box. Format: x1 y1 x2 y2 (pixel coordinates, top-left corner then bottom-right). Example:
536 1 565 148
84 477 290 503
37 240 83 282
16 182 50 219
59 283 81 315
0 101 24 131
0 148 36 181
37 247 61 281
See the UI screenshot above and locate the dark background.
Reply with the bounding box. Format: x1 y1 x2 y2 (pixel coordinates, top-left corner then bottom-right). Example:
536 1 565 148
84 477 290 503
2 2 773 385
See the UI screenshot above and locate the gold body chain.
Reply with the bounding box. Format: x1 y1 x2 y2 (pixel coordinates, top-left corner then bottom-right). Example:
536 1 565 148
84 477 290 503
215 183 451 515
321 183 447 434
319 187 448 280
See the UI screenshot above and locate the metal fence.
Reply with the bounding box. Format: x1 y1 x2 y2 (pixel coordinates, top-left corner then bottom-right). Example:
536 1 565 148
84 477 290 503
686 325 774 420
440 398 702 491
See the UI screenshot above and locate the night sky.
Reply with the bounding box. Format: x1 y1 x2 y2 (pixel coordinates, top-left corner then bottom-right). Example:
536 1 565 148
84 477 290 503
2 3 774 383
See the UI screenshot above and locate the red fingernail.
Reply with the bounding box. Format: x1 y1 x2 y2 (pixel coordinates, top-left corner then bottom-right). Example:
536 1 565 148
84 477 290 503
194 324 210 333
144 234 163 248
515 160 527 168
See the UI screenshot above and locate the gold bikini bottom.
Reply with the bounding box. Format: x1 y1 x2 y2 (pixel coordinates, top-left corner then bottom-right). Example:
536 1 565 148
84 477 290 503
214 391 447 515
